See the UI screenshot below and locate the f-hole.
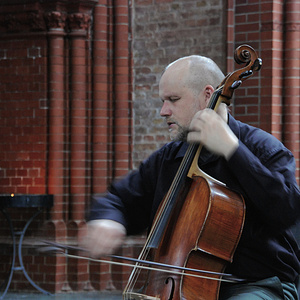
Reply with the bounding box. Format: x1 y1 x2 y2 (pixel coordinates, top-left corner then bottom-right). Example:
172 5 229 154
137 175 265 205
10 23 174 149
165 277 175 300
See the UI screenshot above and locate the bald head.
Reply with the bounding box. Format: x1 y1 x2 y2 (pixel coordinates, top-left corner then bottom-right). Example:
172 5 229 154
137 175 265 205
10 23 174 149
163 55 225 96
159 55 227 141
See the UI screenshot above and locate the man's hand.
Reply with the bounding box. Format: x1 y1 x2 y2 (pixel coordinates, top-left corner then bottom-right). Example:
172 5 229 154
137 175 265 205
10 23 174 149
80 219 126 258
187 106 239 160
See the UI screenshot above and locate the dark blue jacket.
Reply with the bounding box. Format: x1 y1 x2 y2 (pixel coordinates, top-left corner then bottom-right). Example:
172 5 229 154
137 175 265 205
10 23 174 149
90 114 300 283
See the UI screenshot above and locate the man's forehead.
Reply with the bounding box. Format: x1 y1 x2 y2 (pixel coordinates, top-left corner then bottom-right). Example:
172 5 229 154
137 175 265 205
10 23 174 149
159 75 185 97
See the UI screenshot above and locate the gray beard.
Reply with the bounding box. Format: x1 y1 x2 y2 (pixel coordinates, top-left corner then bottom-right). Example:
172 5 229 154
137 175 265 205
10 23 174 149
172 128 189 142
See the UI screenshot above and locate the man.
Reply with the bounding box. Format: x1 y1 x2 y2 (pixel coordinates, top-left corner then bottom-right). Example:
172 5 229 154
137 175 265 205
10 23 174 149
83 56 300 299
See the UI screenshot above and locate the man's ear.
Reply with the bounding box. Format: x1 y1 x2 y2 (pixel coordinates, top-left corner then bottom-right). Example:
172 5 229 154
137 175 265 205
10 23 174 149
204 85 215 105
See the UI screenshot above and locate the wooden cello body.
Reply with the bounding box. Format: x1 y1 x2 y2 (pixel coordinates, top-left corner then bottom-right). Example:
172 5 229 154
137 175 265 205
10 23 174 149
145 175 245 300
123 45 262 300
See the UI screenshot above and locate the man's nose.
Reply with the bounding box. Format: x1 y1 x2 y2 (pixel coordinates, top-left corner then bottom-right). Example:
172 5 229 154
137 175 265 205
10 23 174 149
160 101 171 117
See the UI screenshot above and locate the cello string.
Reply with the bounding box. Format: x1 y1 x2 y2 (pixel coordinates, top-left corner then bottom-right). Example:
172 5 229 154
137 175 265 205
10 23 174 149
146 143 197 246
125 246 151 293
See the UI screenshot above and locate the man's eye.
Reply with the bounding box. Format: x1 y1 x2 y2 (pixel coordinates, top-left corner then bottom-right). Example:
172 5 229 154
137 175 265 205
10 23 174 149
169 97 180 102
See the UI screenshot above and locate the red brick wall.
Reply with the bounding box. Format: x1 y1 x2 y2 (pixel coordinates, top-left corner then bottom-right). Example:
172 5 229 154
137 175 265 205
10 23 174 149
131 0 300 182
0 5 52 291
231 0 300 181
132 0 228 167
0 0 99 293
0 0 134 293
0 0 299 295
0 37 48 195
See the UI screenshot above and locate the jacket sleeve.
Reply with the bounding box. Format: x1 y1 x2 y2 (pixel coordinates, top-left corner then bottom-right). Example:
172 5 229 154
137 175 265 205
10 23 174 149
88 145 167 235
228 137 300 229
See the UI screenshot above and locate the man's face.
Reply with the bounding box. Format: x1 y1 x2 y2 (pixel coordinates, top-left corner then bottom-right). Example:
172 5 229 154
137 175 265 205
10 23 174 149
159 66 207 141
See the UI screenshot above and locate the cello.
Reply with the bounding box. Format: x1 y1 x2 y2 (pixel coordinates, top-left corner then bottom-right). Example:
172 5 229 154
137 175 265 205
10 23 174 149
123 44 262 300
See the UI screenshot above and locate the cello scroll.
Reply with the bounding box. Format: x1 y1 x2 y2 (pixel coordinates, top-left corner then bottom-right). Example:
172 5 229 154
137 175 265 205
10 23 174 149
218 44 262 105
